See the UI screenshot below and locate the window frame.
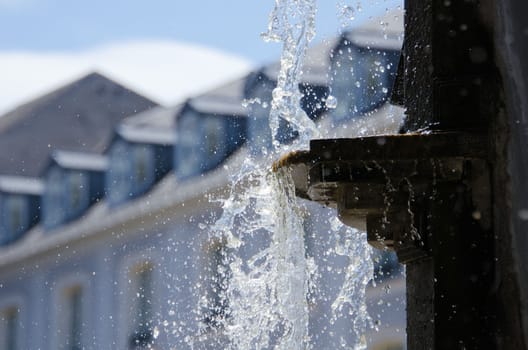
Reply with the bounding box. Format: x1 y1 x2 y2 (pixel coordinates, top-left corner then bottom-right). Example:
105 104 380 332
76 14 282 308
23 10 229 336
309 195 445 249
330 43 395 122
131 144 155 195
1 194 28 243
43 166 65 229
0 296 24 350
117 253 161 350
65 170 89 220
246 80 273 154
175 111 203 178
107 140 132 206
51 273 90 350
203 116 226 168
199 237 230 330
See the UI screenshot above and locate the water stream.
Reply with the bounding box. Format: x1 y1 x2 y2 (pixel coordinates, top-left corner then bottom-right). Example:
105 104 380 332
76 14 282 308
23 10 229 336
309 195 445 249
196 1 377 349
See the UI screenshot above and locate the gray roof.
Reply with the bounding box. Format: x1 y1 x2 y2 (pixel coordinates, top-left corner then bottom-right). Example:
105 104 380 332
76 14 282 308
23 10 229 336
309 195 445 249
121 104 183 129
258 39 334 87
188 95 247 117
116 125 175 146
305 37 338 72
196 75 248 101
261 33 339 86
0 72 158 177
343 8 404 50
186 75 248 116
51 150 109 172
262 62 329 87
354 7 404 34
0 175 44 196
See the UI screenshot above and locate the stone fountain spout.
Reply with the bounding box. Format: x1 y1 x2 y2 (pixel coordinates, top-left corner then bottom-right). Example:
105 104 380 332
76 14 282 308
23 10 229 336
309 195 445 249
274 0 528 348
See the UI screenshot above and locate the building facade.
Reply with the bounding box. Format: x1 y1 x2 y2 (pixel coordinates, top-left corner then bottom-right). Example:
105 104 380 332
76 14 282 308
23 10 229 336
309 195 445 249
0 10 406 350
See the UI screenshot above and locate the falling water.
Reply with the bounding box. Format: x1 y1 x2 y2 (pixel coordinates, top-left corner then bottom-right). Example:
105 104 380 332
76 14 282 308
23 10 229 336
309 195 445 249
198 1 375 349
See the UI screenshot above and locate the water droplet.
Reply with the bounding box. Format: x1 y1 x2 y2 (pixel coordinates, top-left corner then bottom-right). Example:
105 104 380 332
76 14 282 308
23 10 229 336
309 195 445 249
519 209 528 220
325 95 338 109
376 137 387 145
340 5 355 21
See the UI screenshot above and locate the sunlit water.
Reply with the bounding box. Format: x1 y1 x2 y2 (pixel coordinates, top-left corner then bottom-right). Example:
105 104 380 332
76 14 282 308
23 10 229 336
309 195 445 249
194 1 375 349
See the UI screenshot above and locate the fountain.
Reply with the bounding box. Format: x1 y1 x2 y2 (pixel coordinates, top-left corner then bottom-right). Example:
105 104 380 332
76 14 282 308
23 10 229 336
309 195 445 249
198 0 528 348
197 1 389 349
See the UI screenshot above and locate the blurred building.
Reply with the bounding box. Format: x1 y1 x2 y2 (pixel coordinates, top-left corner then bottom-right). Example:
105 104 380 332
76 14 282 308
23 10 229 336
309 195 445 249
0 9 406 350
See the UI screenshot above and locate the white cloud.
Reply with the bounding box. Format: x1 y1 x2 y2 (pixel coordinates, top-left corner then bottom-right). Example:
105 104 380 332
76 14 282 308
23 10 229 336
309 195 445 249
0 40 254 114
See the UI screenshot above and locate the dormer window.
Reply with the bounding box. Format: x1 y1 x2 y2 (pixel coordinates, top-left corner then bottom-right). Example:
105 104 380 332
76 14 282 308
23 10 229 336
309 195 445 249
44 167 64 228
0 176 43 243
43 168 89 229
107 127 172 205
2 195 28 243
246 82 273 154
330 40 399 122
132 145 154 192
107 140 131 205
42 151 107 229
245 69 327 154
174 96 246 179
176 113 201 178
67 171 88 216
204 117 225 164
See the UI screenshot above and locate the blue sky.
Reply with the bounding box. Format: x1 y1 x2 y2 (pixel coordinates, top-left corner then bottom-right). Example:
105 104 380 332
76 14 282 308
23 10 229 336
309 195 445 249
0 0 401 63
0 0 402 113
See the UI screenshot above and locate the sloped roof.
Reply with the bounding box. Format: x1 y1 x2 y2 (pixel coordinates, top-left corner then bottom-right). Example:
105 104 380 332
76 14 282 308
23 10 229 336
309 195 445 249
354 7 404 34
0 175 44 196
187 95 247 117
122 105 183 129
199 74 248 100
0 72 158 177
342 8 404 50
50 150 109 172
186 74 248 117
115 125 175 146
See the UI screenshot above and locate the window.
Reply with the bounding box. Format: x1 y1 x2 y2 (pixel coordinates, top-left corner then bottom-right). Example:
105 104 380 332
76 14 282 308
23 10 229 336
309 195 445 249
204 117 225 168
59 285 84 350
372 249 402 281
202 239 229 328
132 145 154 194
132 145 153 192
0 306 19 350
128 262 155 349
67 171 88 217
330 45 395 122
107 140 131 205
247 83 273 154
176 113 201 178
44 167 64 228
3 195 27 242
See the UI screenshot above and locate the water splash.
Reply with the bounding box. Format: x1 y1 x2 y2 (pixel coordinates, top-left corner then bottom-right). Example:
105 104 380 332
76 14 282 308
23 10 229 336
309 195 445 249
198 1 375 349
212 167 311 349
330 217 373 350
262 0 320 152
